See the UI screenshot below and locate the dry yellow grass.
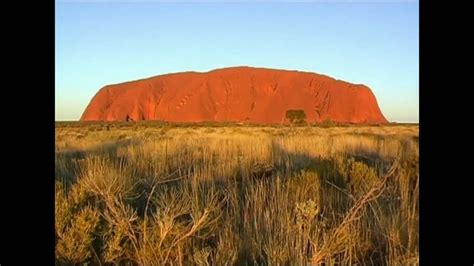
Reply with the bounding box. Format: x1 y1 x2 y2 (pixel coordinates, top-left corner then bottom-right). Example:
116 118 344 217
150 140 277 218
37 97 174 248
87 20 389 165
55 123 418 265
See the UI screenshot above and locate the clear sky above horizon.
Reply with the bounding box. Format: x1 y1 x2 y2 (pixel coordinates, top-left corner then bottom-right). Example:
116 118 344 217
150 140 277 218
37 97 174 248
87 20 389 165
55 1 419 122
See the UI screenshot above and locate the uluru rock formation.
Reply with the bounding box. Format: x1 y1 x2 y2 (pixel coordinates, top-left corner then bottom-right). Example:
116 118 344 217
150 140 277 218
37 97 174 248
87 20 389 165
81 66 388 124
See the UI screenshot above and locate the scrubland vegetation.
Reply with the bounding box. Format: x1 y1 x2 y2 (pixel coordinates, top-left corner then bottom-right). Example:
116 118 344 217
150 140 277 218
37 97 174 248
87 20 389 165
55 122 418 265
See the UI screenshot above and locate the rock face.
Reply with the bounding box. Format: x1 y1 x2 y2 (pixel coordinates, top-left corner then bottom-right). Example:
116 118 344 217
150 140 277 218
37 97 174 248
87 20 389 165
81 66 388 124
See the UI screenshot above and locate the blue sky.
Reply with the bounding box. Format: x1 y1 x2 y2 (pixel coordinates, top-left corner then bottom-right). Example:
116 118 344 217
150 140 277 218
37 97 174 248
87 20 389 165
55 1 419 122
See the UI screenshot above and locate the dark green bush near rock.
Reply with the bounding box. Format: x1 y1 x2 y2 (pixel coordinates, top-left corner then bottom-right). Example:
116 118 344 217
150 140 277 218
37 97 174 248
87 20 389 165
286 110 307 125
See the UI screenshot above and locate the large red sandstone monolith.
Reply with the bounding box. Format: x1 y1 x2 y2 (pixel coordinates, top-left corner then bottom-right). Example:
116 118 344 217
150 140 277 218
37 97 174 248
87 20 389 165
81 66 388 124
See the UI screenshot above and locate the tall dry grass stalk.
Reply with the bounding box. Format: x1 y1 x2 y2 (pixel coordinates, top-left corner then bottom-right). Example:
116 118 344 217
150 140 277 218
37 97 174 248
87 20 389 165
55 124 418 265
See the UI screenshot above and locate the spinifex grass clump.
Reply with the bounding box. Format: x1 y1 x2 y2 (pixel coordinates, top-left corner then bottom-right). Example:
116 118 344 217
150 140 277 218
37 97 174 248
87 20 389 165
55 124 419 265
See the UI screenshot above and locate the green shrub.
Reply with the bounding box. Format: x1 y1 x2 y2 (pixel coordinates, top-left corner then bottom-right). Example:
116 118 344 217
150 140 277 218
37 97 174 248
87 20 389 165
285 110 307 125
336 158 379 196
319 118 336 128
56 207 100 263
